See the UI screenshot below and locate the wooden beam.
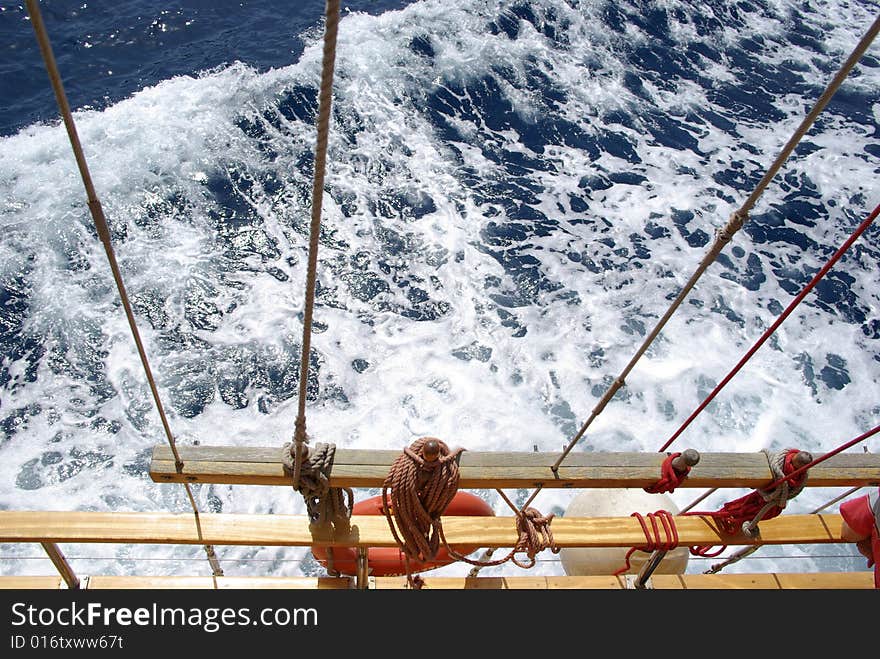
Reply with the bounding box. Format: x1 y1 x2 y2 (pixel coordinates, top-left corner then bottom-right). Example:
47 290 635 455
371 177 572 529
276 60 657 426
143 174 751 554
149 445 880 489
40 542 80 589
0 576 64 589
2 572 871 589
0 511 850 549
85 576 351 589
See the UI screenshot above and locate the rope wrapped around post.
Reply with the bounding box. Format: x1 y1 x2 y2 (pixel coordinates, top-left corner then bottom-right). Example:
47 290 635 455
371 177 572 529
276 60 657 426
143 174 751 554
613 510 679 577
381 438 559 586
282 441 353 526
381 438 463 560
644 449 700 494
687 447 811 557
465 505 560 576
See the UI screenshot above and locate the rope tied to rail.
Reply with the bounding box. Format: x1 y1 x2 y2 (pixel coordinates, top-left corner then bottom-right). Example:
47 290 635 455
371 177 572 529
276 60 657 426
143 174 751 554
381 440 559 584
644 450 700 494
613 510 679 576
282 440 353 525
687 448 811 557
448 493 560 569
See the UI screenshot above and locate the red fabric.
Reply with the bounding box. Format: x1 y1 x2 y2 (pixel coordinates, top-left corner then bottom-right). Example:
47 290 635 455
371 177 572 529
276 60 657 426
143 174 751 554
701 491 781 535
840 494 874 537
644 453 690 494
872 529 880 589
697 448 808 534
840 492 880 588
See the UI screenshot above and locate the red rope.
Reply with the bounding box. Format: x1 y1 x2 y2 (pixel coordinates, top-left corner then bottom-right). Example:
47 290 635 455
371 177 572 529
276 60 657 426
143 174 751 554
613 510 679 576
685 448 808 555
763 424 880 491
644 452 690 493
659 201 880 453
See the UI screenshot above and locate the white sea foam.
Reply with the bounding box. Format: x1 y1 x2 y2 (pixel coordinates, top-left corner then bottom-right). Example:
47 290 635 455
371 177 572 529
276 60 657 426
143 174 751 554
1 0 878 579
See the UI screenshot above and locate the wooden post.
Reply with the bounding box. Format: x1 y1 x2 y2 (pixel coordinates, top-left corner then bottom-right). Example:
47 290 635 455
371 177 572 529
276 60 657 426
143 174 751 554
671 448 700 473
40 542 80 590
355 548 369 590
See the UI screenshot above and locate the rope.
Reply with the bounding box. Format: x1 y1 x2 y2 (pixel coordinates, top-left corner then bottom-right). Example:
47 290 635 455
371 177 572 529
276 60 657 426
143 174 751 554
660 201 880 452
444 489 559 570
552 14 880 473
644 452 693 494
687 448 810 557
380 438 463 586
613 511 679 576
438 505 559 571
381 441 558 585
290 0 341 490
24 0 222 582
282 441 353 525
703 438 878 574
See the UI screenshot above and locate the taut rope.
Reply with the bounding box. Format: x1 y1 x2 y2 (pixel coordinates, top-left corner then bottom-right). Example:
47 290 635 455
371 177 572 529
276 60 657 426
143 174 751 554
283 0 353 526
25 0 222 583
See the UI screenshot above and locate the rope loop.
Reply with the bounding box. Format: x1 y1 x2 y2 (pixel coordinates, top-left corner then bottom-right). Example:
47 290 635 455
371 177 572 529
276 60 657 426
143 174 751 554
685 447 811 555
758 448 810 508
282 441 353 525
613 510 679 576
644 452 689 494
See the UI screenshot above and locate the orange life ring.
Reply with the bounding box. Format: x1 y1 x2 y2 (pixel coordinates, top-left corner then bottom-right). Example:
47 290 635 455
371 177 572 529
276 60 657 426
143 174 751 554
312 491 494 577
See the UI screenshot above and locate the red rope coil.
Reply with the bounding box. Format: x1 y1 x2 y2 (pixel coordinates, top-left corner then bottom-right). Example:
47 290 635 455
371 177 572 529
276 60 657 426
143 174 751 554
613 510 680 576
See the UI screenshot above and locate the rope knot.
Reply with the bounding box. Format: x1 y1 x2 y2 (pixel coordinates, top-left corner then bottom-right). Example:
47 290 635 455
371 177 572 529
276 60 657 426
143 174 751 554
644 450 699 494
758 447 810 507
282 440 353 526
716 208 748 244
512 507 559 568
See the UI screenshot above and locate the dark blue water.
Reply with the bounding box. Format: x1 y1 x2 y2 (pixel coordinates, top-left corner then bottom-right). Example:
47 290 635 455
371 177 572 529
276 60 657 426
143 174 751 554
0 0 416 137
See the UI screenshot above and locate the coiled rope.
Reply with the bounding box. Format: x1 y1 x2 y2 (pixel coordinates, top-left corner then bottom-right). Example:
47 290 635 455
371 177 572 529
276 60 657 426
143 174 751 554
282 441 353 525
25 0 223 582
382 439 558 586
381 438 464 566
613 510 679 577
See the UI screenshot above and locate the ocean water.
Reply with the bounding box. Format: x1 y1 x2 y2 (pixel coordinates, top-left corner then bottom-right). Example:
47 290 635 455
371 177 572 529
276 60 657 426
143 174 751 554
1 0 878 580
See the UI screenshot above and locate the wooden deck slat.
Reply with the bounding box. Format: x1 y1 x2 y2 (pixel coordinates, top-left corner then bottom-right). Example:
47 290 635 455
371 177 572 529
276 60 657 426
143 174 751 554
0 511 850 548
0 576 64 589
149 445 880 488
373 573 876 589
4 574 867 590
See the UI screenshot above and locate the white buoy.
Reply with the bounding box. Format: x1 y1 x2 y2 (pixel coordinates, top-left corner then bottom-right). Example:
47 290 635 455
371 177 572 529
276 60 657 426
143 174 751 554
560 488 689 576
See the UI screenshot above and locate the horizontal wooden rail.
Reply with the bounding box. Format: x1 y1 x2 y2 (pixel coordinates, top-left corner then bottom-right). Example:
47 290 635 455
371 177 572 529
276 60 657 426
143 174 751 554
1 573 873 589
0 511 848 549
149 445 880 489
